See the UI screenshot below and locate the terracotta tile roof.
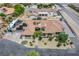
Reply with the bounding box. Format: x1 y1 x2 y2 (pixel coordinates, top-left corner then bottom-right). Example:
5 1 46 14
21 20 63 35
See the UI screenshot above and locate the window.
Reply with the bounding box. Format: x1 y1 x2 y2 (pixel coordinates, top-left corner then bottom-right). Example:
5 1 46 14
48 33 52 35
35 27 40 31
45 14 47 16
55 32 60 34
42 14 44 16
39 14 41 16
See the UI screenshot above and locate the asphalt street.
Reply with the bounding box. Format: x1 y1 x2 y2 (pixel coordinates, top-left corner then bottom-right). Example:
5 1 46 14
59 4 79 25
0 39 79 56
57 4 79 54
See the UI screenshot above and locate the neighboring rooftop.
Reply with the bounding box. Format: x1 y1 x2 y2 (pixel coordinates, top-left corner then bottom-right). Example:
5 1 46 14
0 7 14 15
28 8 57 13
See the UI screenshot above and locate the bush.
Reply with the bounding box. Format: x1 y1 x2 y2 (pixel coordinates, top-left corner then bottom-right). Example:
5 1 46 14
33 31 42 38
37 17 42 20
48 37 52 41
37 4 55 9
32 40 35 43
32 35 35 39
25 50 40 56
70 42 73 45
38 36 42 41
55 38 58 42
2 3 13 7
63 43 66 46
57 32 68 43
0 13 6 17
66 42 69 45
57 43 61 47
29 42 33 46
13 4 24 17
44 42 47 45
21 40 28 45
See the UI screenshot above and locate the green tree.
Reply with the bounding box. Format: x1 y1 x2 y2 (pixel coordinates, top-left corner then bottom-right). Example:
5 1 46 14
38 36 42 41
0 13 6 17
34 31 42 38
37 4 43 9
13 4 25 17
21 3 32 7
48 36 53 41
25 50 40 56
57 32 68 43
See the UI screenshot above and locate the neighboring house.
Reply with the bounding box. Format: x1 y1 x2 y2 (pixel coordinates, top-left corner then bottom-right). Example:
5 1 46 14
0 7 14 15
28 8 58 18
7 19 23 31
10 19 64 39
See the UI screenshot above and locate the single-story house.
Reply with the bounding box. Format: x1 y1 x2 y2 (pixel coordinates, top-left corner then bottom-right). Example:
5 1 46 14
12 19 64 39
28 8 58 18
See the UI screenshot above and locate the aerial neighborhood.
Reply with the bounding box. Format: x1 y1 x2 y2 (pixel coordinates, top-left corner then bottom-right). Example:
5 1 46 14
0 3 79 56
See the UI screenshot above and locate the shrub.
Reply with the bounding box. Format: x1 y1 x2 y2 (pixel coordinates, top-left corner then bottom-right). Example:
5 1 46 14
13 4 24 17
32 40 35 43
2 3 13 7
57 32 68 43
37 17 41 20
32 35 35 39
44 42 47 45
33 31 42 38
25 50 40 56
57 43 61 47
70 42 73 45
55 38 58 41
29 42 33 46
0 13 6 17
38 36 42 41
21 40 28 45
37 4 55 9
48 37 52 41
67 40 70 42
63 43 66 46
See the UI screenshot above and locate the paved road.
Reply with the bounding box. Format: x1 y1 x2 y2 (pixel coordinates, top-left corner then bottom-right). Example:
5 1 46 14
59 4 79 25
62 21 75 37
0 39 79 56
56 5 79 50
58 4 79 37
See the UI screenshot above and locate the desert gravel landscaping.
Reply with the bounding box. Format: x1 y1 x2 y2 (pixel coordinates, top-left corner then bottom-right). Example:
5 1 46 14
3 32 74 49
